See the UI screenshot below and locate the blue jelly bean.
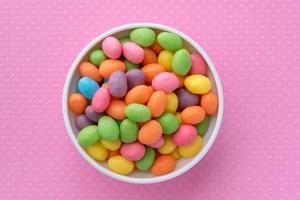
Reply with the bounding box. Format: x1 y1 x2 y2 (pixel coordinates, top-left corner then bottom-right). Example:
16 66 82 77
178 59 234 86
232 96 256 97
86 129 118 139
78 77 100 100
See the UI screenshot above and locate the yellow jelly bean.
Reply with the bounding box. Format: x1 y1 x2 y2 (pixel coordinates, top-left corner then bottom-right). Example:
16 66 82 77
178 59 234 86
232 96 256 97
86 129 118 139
184 75 212 94
108 155 134 175
158 136 176 154
158 50 173 71
101 139 121 151
85 142 108 161
179 135 203 158
175 112 182 123
171 148 181 160
166 92 178 113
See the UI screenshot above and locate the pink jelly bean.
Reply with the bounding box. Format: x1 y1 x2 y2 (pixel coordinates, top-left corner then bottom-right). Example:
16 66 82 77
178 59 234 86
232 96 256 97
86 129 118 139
102 36 122 59
152 72 179 93
172 124 197 146
91 87 110 112
122 42 144 64
189 53 207 75
120 142 145 161
149 136 165 148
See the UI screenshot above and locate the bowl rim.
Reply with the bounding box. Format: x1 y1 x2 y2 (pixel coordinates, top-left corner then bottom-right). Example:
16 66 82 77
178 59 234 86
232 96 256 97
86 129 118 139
62 22 224 184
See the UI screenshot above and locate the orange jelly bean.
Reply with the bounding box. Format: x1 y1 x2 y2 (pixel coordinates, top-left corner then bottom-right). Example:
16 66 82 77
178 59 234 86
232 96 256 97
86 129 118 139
150 39 163 53
99 59 126 78
181 106 206 125
78 61 102 82
151 155 176 176
109 149 120 158
106 100 127 120
68 93 88 114
201 92 218 115
125 85 153 104
138 120 163 145
142 48 158 66
141 63 165 83
147 91 167 117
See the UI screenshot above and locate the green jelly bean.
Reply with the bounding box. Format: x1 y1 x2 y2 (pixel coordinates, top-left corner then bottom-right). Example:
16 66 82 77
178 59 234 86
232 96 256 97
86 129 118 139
98 116 119 141
124 59 140 71
77 125 100 147
171 49 192 76
195 115 210 136
120 119 139 143
130 28 156 47
125 103 151 122
157 112 179 134
89 49 107 66
157 32 182 52
119 37 130 44
135 147 155 171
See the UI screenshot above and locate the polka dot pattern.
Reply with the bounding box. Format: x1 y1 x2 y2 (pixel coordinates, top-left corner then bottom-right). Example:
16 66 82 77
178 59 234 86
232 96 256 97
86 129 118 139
0 0 300 199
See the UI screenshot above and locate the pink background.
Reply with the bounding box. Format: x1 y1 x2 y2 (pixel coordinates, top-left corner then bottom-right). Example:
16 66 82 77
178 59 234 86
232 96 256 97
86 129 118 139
1 0 300 199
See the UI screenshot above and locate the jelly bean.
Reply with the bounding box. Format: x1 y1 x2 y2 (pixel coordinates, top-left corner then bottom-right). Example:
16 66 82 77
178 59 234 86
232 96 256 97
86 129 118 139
158 136 176 154
109 149 120 157
157 32 182 52
108 71 128 97
78 77 100 100
125 103 151 122
89 49 107 66
172 124 197 146
125 85 153 104
166 92 178 113
85 105 104 123
101 139 121 151
125 69 145 89
171 148 181 160
201 92 218 115
147 91 167 117
124 59 139 71
120 119 139 143
123 42 144 64
91 87 110 112
106 100 126 120
152 72 179 93
75 114 94 130
108 155 134 175
179 135 203 158
136 147 155 171
77 125 100 147
175 88 199 110
195 115 210 136
141 63 165 83
184 74 212 94
181 106 206 125
120 142 145 161
68 93 88 114
99 59 126 78
98 116 119 141
102 36 122 59
150 39 163 53
176 75 185 88
171 49 192 76
157 112 179 134
190 53 207 75
142 48 158 65
78 62 102 82
130 28 156 47
149 136 165 148
151 155 176 176
157 50 173 71
175 112 182 123
85 142 108 161
119 37 130 44
138 120 163 145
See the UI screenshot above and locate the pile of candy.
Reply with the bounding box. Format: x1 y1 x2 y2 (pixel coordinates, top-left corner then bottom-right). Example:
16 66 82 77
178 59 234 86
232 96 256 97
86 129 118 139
68 27 218 176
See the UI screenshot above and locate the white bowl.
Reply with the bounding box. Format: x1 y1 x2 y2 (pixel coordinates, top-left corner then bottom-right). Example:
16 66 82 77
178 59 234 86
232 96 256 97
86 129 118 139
62 23 224 184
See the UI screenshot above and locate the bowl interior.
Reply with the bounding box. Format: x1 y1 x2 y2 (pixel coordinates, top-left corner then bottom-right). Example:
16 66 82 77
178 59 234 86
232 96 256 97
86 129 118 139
63 23 223 183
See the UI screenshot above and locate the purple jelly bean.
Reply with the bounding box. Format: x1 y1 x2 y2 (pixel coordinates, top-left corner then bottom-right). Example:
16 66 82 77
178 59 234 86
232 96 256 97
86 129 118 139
85 105 103 123
108 71 128 97
75 114 94 130
175 88 199 110
125 69 145 89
